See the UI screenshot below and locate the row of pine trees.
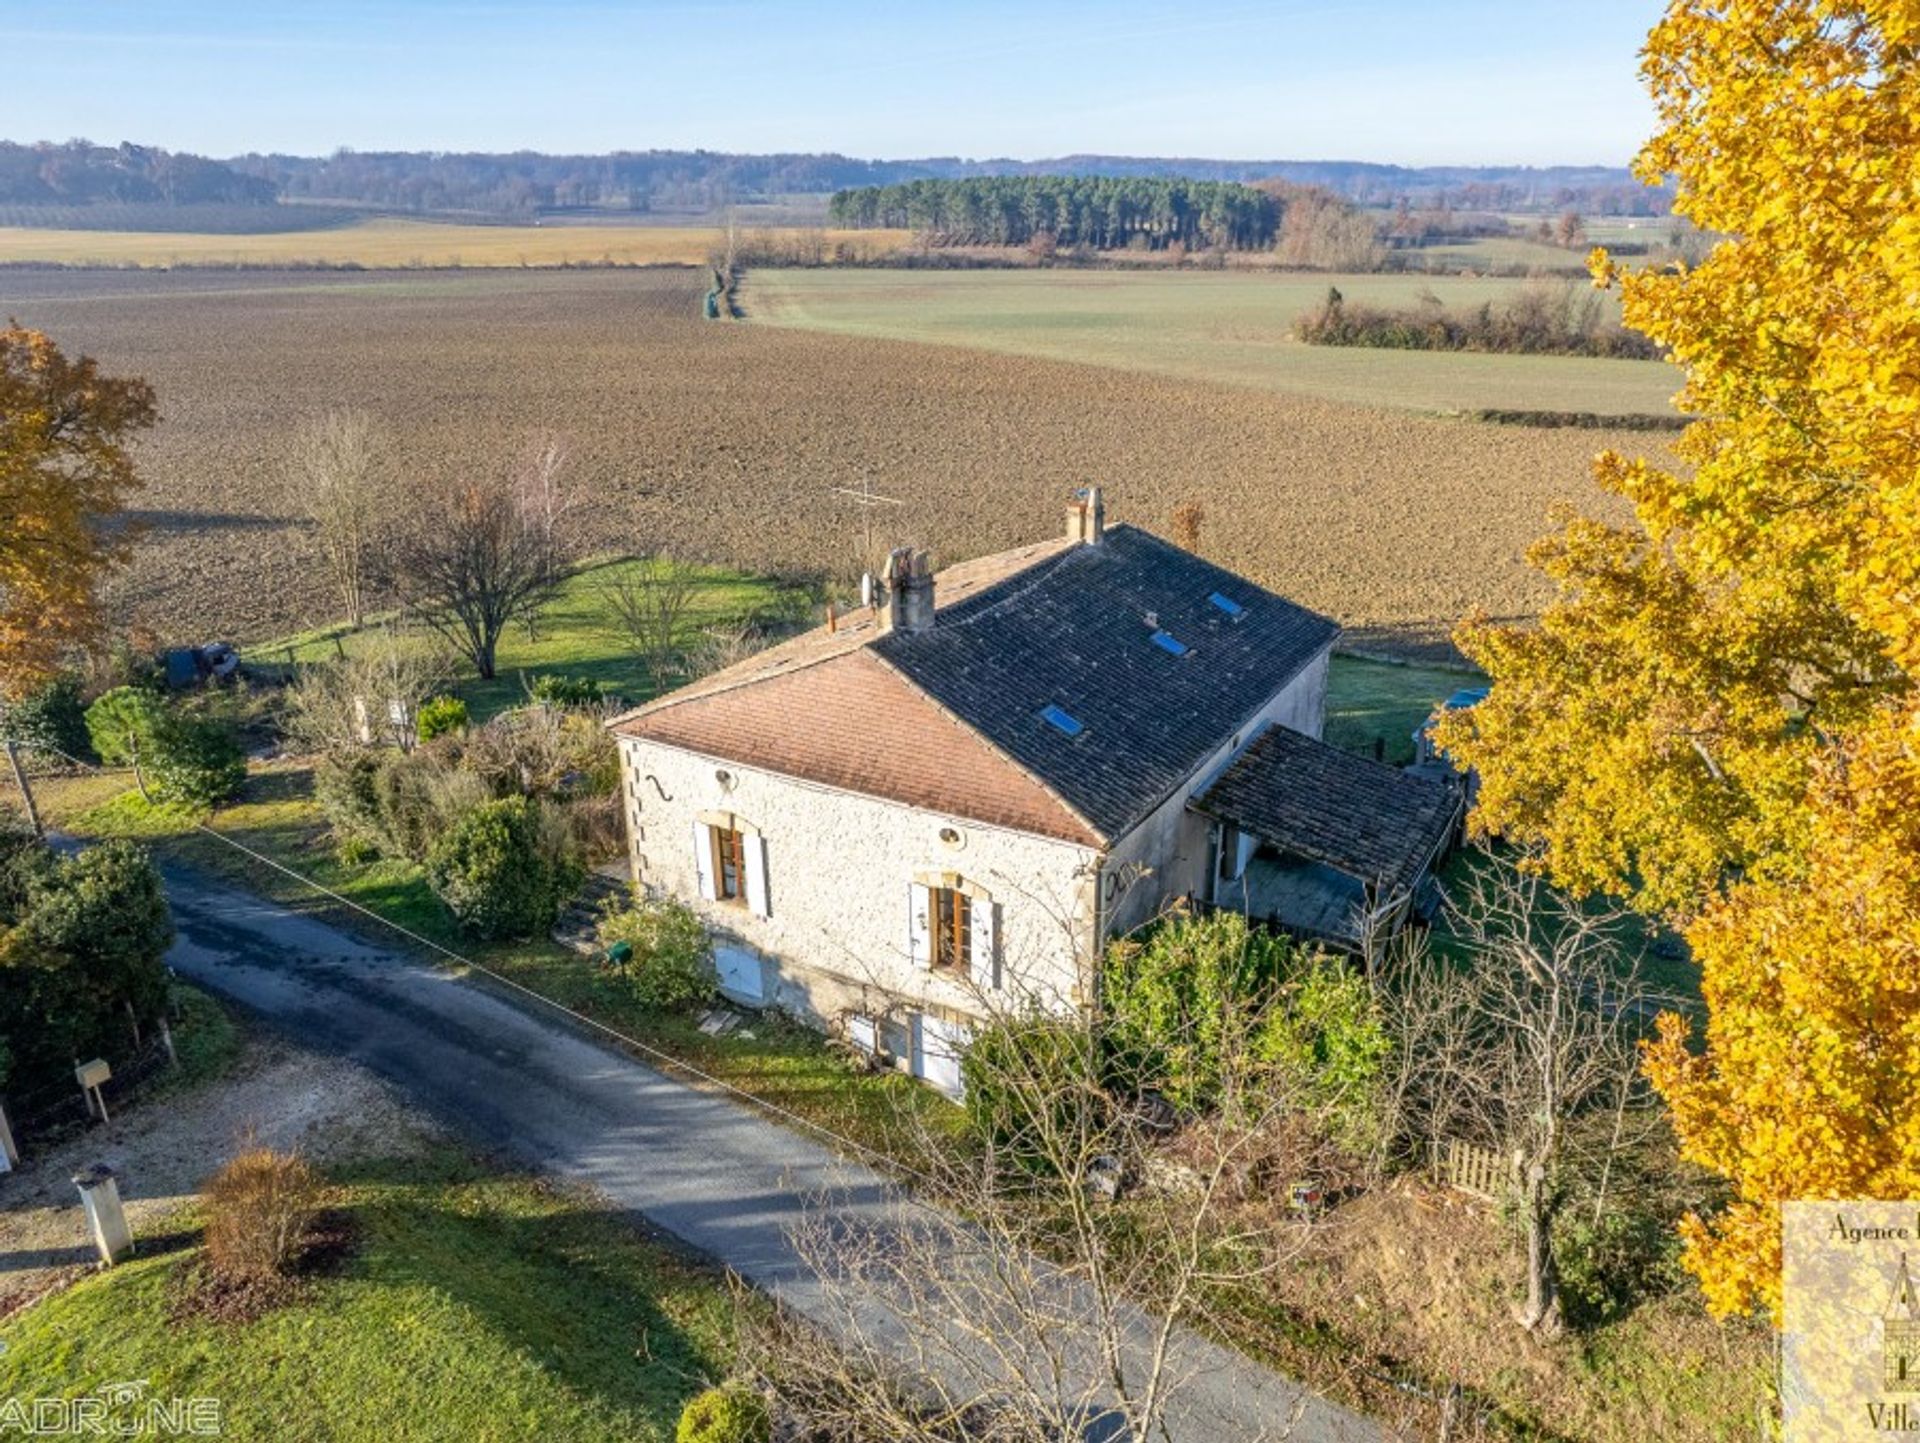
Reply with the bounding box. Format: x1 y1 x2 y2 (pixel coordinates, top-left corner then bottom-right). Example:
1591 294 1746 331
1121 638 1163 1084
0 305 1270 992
828 175 1280 250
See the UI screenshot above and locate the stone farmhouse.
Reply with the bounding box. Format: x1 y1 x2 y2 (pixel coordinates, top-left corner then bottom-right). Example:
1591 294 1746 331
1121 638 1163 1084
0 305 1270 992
608 490 1461 1095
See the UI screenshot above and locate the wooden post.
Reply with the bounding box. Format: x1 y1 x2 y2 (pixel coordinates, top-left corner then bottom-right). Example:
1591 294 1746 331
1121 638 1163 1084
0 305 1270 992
158 1015 177 1067
4 740 41 837
125 999 142 1049
0 1099 18 1172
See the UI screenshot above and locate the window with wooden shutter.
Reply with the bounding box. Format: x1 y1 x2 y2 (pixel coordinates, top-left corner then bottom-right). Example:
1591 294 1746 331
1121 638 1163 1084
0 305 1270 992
930 886 971 974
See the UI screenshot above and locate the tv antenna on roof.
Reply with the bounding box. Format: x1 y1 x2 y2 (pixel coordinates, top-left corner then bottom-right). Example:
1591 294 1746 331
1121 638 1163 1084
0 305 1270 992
830 475 903 574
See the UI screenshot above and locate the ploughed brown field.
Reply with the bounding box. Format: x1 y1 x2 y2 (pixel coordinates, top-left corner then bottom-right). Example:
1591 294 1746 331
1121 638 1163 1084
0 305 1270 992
0 266 1659 659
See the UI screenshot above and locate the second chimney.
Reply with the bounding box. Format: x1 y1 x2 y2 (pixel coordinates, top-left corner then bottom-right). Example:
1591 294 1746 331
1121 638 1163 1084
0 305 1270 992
880 547 935 634
1066 486 1106 546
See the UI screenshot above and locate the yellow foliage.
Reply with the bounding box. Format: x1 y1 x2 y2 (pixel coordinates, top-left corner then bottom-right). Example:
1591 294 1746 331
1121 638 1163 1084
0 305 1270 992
1435 0 1920 1318
0 326 157 694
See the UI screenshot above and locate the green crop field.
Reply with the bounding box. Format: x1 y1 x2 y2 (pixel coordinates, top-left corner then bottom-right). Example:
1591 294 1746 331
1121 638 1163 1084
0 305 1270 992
741 268 1682 417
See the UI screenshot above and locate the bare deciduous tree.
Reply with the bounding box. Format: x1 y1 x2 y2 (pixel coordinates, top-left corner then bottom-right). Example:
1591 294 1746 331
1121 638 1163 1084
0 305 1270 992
281 632 450 755
599 554 700 685
386 444 575 679
1377 853 1657 1339
283 410 390 627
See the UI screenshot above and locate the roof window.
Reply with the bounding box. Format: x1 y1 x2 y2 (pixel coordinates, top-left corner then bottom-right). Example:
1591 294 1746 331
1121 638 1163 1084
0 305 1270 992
1208 591 1246 621
1040 704 1084 737
1150 630 1190 656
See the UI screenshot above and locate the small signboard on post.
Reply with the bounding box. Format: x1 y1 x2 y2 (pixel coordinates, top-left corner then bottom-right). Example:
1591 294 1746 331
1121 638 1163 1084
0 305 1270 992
75 1058 112 1123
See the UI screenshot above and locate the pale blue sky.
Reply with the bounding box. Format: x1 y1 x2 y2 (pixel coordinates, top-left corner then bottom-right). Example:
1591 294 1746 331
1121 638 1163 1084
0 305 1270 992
1 1 1668 165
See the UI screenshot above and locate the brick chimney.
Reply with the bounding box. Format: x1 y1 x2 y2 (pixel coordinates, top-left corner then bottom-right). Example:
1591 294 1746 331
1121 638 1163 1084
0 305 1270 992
1066 486 1106 546
880 547 935 634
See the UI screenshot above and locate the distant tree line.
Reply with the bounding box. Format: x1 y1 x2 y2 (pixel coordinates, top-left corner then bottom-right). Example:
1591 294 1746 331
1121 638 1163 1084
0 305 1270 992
1296 282 1663 360
828 177 1282 250
0 141 274 206
0 139 1672 220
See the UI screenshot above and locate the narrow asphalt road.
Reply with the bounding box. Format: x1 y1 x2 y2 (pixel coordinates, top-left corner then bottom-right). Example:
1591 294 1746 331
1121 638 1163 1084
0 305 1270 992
158 858 1386 1442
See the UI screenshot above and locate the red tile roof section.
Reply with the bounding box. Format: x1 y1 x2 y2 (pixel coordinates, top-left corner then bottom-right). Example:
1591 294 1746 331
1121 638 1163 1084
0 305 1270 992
617 650 1103 847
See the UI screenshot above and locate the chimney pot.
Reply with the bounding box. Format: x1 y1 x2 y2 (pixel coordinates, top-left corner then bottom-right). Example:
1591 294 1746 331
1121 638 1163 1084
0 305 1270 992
1066 486 1106 546
880 547 935 634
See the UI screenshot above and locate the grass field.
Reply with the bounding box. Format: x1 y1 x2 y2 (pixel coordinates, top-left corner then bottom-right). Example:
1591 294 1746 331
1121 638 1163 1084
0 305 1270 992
0 1147 741 1443
0 216 910 269
742 268 1681 417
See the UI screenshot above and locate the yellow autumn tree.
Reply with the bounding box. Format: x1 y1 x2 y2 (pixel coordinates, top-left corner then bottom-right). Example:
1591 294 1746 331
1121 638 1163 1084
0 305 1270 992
1435 0 1920 1321
0 325 158 696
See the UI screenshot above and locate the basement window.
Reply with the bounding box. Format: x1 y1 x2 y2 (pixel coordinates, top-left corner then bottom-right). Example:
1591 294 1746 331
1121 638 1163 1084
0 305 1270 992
1208 591 1247 621
1040 704 1084 737
1150 630 1190 657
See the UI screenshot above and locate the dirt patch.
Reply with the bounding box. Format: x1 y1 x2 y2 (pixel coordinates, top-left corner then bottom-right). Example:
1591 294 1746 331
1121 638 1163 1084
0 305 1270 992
0 1036 434 1317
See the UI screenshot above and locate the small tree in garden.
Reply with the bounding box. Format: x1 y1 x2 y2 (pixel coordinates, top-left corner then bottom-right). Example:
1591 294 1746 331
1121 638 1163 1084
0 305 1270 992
387 448 575 680
426 795 580 939
84 687 244 808
601 554 701 685
280 635 449 755
282 409 391 628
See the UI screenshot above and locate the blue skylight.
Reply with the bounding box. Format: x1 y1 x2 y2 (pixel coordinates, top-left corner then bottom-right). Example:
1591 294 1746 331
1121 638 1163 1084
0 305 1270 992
1150 630 1190 656
1208 591 1246 620
1040 704 1084 737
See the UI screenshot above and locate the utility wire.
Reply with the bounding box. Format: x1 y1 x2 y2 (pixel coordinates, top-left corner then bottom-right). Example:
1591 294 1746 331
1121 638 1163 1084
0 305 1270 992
7 738 940 1189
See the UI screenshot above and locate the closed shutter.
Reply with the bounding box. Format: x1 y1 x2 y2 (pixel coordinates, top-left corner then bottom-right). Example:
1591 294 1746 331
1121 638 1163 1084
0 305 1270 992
691 821 718 901
908 883 932 968
969 895 999 992
744 833 771 918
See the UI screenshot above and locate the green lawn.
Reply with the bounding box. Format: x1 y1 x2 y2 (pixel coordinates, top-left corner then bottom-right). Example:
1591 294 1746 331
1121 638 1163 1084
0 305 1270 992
1325 653 1481 765
258 557 803 721
742 267 1681 418
0 1147 741 1443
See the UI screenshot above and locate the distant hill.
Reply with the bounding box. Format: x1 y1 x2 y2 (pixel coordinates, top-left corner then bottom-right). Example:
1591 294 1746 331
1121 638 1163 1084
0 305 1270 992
0 140 1667 222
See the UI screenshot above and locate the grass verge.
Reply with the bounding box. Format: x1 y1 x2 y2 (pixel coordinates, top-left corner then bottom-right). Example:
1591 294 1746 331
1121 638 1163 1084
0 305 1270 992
0 1145 744 1443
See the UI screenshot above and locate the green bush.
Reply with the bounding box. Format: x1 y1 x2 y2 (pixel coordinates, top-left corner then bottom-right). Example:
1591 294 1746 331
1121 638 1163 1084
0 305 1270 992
0 673 91 765
961 1015 1107 1173
675 1385 770 1443
84 685 165 766
0 838 174 1095
84 687 245 809
1101 910 1297 1111
597 894 713 1011
415 695 469 743
144 712 247 809
315 748 490 863
529 673 604 708
1554 1205 1688 1328
1253 953 1390 1152
315 751 384 852
426 796 581 940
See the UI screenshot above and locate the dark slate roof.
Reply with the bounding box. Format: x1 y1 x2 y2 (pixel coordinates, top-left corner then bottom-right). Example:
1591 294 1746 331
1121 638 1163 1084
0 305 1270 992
1192 725 1461 895
873 526 1339 841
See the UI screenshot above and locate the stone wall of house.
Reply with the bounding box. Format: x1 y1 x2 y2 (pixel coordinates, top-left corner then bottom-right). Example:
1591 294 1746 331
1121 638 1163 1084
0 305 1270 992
618 737 1101 1036
1099 643 1332 937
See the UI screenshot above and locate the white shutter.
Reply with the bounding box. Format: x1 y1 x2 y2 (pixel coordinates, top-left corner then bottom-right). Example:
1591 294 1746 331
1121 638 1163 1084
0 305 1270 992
691 822 718 901
744 833 771 918
1236 829 1259 877
969 895 999 992
848 1015 876 1054
909 883 933 968
916 1014 968 1099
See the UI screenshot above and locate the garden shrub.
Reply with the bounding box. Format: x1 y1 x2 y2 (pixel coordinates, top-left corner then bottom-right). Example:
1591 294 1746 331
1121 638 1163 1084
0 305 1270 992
203 1147 322 1283
0 838 173 1095
1101 909 1298 1111
1253 953 1390 1152
415 694 469 743
0 673 91 765
529 673 604 708
426 796 582 939
961 1014 1107 1173
84 685 165 766
675 1385 770 1443
314 751 384 852
597 893 713 1011
83 686 245 808
144 711 247 809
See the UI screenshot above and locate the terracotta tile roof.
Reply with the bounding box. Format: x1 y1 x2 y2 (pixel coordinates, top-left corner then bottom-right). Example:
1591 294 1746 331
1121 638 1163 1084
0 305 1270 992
1192 725 1462 895
616 649 1102 847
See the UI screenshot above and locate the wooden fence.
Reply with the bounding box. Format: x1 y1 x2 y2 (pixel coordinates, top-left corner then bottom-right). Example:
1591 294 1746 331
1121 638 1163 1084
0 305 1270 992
1432 1137 1513 1202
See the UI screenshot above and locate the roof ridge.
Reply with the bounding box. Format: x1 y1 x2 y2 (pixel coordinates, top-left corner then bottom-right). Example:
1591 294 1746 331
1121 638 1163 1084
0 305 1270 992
864 646 1110 846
